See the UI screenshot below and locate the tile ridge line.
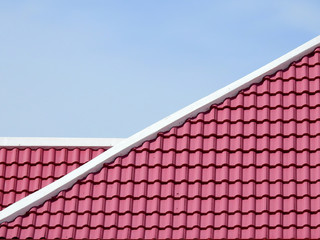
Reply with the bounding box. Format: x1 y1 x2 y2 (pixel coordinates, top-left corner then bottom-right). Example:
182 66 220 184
0 137 125 147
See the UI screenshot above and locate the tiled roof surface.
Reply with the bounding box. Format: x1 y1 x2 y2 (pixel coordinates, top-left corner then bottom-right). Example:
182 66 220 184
1 48 320 239
0 147 107 211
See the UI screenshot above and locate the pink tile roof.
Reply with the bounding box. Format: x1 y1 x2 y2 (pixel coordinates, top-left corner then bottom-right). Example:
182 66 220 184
1 46 320 238
0 147 107 211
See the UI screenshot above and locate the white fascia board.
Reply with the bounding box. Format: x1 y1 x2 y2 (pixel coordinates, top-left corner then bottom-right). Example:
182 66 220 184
1 36 320 223
0 137 125 147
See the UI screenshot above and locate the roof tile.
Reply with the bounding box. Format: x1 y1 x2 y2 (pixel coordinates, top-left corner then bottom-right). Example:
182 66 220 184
3 47 320 238
0 147 107 211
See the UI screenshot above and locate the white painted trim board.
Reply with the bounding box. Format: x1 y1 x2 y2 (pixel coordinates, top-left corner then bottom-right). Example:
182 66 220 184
0 137 125 147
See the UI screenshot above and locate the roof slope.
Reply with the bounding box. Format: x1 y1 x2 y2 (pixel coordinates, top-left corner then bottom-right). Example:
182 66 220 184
1 45 320 238
2 37 320 225
0 147 107 211
0 138 123 213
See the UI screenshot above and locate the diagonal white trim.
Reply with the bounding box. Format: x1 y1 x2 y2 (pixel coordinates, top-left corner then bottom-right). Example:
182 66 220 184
0 137 125 147
1 36 320 223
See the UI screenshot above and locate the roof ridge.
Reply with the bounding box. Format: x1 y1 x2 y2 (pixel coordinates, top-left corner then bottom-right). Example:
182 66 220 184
0 137 125 147
1 36 320 224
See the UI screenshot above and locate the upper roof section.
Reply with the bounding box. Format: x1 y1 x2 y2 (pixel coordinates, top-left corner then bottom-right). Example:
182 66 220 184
2 43 320 239
1 36 320 225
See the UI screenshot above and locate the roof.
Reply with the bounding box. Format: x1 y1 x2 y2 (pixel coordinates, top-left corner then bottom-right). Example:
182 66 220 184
0 138 124 212
0 147 107 211
0 137 124 148
1 37 320 238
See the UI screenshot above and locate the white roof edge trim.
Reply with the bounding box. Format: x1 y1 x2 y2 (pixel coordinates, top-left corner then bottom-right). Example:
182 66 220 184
1 35 320 224
0 137 125 147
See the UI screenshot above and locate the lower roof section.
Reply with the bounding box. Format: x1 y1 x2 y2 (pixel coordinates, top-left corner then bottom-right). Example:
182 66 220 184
0 137 123 211
0 146 107 211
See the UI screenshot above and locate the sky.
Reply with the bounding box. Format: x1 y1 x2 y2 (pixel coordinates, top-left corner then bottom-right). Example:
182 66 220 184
0 1 320 138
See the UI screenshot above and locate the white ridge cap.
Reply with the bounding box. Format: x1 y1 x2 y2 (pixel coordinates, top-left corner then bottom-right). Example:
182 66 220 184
1 35 320 223
0 137 125 147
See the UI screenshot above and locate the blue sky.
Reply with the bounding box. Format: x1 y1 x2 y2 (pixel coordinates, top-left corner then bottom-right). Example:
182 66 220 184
0 1 319 138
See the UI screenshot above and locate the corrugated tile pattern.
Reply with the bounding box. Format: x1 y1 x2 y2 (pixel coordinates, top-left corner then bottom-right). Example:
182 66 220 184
0 147 107 211
1 48 320 239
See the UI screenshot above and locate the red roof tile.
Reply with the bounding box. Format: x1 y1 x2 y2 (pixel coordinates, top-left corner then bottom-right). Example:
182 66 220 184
1 47 320 238
0 147 107 211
